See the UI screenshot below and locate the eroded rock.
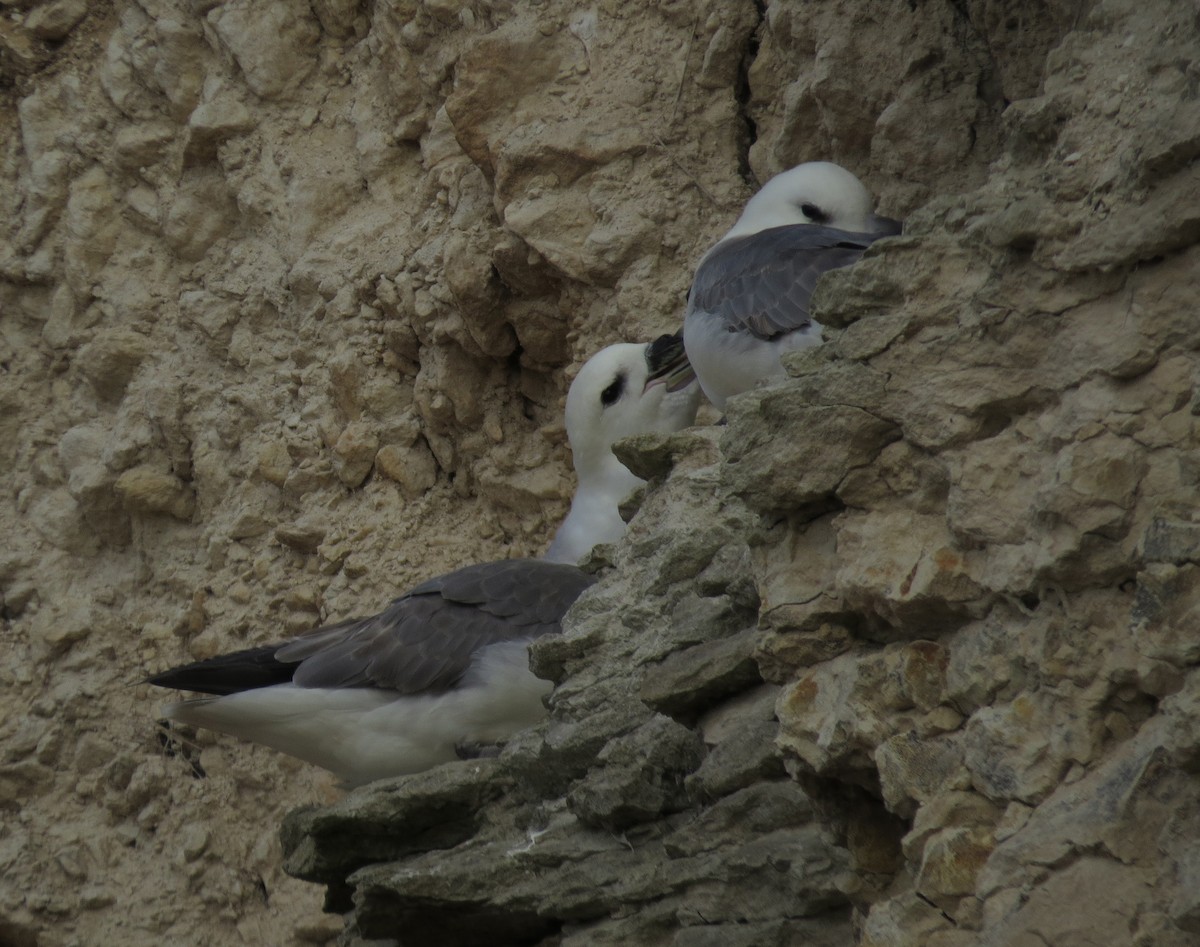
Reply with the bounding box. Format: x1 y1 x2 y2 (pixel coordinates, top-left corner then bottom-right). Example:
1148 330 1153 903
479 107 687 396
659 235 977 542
2 0 1199 945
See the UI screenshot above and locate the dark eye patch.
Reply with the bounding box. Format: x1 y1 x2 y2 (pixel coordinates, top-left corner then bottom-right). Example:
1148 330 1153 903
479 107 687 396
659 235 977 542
600 373 626 407
800 202 828 223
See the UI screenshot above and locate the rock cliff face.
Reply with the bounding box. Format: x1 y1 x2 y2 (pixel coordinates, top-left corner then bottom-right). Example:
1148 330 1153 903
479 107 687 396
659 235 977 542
2 0 1198 945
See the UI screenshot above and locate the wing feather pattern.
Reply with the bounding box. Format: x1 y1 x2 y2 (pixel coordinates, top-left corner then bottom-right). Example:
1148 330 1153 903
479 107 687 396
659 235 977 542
144 645 296 696
148 559 594 697
689 224 888 341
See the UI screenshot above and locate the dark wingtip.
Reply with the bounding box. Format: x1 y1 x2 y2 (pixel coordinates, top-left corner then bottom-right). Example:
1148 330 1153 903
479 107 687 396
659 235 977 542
146 644 296 696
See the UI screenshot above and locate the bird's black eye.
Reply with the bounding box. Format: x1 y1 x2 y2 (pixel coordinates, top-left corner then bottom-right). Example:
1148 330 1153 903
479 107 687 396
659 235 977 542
600 373 626 407
800 202 828 223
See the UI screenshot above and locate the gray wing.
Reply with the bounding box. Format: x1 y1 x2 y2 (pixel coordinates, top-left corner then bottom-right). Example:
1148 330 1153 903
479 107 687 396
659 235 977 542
689 224 887 341
275 559 595 694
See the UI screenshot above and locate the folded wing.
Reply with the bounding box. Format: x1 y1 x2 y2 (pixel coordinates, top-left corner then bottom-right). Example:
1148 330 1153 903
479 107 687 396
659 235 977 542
689 224 889 341
148 559 595 698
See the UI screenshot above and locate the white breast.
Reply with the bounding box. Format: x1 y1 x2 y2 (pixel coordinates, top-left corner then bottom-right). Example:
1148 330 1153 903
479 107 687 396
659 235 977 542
684 309 824 410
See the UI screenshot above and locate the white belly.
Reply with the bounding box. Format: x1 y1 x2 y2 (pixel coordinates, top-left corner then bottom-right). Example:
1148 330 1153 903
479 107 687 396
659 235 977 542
684 310 823 410
165 639 550 787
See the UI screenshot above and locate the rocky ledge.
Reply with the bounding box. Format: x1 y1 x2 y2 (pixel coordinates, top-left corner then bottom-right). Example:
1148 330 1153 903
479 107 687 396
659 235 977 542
282 3 1200 940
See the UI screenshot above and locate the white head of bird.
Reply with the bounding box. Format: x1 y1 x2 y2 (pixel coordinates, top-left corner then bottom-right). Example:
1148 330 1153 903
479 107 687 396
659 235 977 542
722 161 881 241
543 338 700 564
563 340 699 488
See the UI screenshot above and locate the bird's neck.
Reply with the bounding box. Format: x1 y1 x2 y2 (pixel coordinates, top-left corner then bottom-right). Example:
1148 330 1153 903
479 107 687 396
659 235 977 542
544 456 644 564
574 452 642 503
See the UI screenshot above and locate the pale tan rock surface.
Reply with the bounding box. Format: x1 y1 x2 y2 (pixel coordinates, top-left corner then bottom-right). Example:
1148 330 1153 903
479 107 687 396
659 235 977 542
2 0 1198 945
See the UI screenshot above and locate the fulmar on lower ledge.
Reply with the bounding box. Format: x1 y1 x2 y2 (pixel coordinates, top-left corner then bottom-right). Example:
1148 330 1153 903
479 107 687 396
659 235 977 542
147 335 699 787
148 559 593 787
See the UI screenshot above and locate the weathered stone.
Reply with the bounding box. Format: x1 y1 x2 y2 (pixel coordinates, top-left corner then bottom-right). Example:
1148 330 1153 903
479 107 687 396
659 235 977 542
681 685 785 800
1143 517 1200 565
755 618 855 683
778 661 881 777
672 918 853 947
876 731 969 819
835 512 984 637
209 0 320 99
639 628 762 720
161 171 236 261
256 441 292 487
150 15 208 118
224 507 265 540
687 717 786 801
917 828 995 910
186 84 255 156
308 0 366 40
179 824 209 862
722 398 901 513
963 692 1100 805
76 329 151 402
29 602 95 655
903 792 1000 865
566 716 705 829
112 122 175 170
777 642 953 781
663 781 813 858
24 0 88 40
332 421 378 488
283 761 505 883
62 166 119 285
274 518 327 553
3 0 1200 944
0 18 44 75
613 429 722 483
54 424 130 544
114 466 195 520
1131 563 1200 666
1170 844 1200 934
375 442 439 499
980 857 1171 947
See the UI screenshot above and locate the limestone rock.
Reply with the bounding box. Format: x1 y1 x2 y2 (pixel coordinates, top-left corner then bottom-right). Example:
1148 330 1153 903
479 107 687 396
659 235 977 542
274 518 327 554
114 465 195 520
24 0 88 41
565 716 705 829
2 0 1199 944
375 442 438 499
150 14 208 118
2 19 45 79
639 627 763 720
915 824 996 904
283 761 504 884
29 601 96 656
186 83 255 156
332 421 378 488
209 1 320 100
76 329 151 402
876 731 969 819
161 171 236 262
722 396 901 513
62 166 119 287
309 0 367 40
256 441 292 488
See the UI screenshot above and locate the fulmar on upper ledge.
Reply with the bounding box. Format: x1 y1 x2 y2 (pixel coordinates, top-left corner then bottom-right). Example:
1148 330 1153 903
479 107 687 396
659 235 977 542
147 335 698 787
683 161 901 410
